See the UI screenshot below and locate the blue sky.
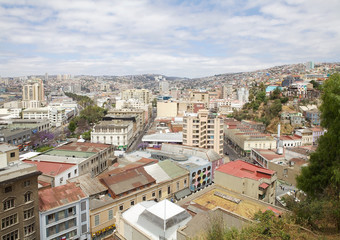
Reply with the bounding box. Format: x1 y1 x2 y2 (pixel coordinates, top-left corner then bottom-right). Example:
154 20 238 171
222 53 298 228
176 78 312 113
0 0 339 78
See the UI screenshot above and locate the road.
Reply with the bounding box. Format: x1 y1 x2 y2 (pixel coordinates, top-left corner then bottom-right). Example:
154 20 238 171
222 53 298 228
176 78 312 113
223 140 249 162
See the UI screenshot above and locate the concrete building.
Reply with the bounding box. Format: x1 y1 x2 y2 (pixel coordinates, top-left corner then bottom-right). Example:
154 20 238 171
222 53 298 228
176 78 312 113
159 80 170 94
142 132 183 147
189 91 209 105
183 109 224 155
107 109 146 133
117 200 192 240
215 160 277 204
91 120 134 150
22 107 67 127
39 183 90 240
122 89 151 104
310 127 325 145
157 101 178 118
0 145 41 240
295 128 313 146
305 109 321 125
22 78 45 108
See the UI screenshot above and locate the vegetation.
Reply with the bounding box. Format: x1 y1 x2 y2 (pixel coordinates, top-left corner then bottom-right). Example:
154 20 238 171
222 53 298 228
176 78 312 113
293 73 340 232
36 145 54 152
65 92 94 107
201 211 318 240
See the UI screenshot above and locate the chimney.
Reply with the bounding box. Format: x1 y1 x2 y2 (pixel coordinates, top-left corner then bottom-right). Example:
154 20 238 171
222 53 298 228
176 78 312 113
277 123 283 155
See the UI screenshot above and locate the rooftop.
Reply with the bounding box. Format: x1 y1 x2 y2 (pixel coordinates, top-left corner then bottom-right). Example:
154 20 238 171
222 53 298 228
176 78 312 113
55 141 111 153
39 182 87 212
216 160 275 180
0 143 18 152
68 173 107 197
22 160 75 176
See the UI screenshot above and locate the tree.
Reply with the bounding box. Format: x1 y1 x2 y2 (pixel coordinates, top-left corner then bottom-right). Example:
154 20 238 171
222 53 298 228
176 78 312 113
68 121 76 133
82 130 91 141
296 73 340 230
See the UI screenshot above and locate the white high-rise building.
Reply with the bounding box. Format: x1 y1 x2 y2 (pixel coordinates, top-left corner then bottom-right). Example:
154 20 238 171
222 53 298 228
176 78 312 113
159 80 169 94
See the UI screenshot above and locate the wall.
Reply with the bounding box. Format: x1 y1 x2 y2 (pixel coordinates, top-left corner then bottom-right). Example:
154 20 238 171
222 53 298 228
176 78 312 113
157 101 178 118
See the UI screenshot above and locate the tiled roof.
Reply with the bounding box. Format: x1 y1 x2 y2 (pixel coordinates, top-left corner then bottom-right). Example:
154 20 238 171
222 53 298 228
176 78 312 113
216 160 275 180
158 160 188 179
39 182 87 211
22 160 75 176
100 167 156 195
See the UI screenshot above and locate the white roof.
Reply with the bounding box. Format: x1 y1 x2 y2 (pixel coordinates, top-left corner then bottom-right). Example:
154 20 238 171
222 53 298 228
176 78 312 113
142 132 182 143
144 164 171 183
147 199 184 220
19 152 40 160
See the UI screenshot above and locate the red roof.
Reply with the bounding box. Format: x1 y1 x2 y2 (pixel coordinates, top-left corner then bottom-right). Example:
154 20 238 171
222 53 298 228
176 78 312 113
39 182 86 211
217 160 275 180
259 182 269 189
23 160 75 176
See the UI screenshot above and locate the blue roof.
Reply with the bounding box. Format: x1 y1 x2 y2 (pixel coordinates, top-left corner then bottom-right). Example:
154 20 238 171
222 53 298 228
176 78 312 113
266 86 282 92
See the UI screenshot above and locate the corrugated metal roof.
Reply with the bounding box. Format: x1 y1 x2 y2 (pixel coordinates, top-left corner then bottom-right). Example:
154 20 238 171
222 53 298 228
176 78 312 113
144 164 171 183
68 173 107 196
39 182 87 212
23 160 75 176
158 160 188 179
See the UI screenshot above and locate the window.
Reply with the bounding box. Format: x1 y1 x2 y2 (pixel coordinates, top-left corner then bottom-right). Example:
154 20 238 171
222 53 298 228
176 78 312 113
152 192 155 197
74 169 77 175
68 218 76 228
47 225 56 237
24 223 34 236
95 215 100 226
81 201 86 211
158 190 162 198
108 210 113 220
59 222 66 231
4 186 12 193
47 214 55 224
184 179 187 187
142 195 146 201
68 207 75 215
81 213 87 222
119 205 123 211
82 224 87 234
24 192 32 203
3 199 14 210
59 177 63 184
1 214 18 229
24 208 34 220
167 186 171 194
131 200 134 206
2 230 18 240
24 180 31 187
68 173 71 178
10 152 15 158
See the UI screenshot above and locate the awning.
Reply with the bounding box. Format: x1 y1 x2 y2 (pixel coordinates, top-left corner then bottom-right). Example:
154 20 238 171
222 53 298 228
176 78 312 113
174 188 192 200
259 182 269 189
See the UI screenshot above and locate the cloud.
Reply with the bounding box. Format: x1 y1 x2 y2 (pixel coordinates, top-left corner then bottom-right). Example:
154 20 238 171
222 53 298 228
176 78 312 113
0 0 339 77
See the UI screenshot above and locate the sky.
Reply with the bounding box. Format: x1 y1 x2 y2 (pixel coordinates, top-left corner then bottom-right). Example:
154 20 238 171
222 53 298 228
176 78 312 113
0 0 339 78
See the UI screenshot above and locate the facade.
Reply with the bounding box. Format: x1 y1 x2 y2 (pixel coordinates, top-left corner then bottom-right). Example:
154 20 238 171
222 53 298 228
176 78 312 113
159 80 170 94
295 128 313 146
39 183 90 240
0 152 41 240
22 78 45 109
241 120 266 133
183 109 224 155
311 127 325 145
215 160 277 204
189 91 209 105
121 89 151 104
22 107 67 127
107 109 145 133
157 101 178 118
91 120 134 150
305 110 321 125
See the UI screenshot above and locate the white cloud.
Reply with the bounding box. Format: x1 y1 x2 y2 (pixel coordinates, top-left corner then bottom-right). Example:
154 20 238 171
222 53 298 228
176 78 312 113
0 0 339 77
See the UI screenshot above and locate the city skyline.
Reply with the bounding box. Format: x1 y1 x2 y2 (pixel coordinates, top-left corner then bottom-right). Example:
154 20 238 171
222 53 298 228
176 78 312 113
0 0 340 78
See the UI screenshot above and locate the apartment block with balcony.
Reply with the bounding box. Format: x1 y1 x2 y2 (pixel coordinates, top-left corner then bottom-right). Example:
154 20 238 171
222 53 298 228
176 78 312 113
183 109 224 155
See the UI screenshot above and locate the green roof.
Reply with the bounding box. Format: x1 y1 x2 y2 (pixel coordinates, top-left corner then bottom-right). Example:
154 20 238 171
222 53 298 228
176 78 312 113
158 160 188 179
44 149 95 158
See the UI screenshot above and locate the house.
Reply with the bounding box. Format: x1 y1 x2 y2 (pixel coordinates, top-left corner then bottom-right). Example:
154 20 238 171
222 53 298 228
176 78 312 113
215 160 277 204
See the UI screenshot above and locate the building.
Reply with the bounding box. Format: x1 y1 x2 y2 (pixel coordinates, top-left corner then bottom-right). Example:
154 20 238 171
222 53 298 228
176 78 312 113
121 89 151 104
183 109 224 155
29 142 115 178
305 109 321 125
22 107 67 127
295 128 313 145
91 120 134 150
22 160 78 188
310 127 325 145
157 101 178 118
215 160 277 204
0 145 41 240
224 119 276 157
39 183 90 240
142 132 183 147
190 91 209 105
117 199 192 240
159 80 170 94
241 120 266 133
22 78 45 108
107 109 146 133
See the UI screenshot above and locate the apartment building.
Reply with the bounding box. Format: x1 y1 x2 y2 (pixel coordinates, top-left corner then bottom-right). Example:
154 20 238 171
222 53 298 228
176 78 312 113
121 89 151 104
107 109 145 133
39 183 90 240
183 109 224 155
22 78 45 109
215 160 277 204
91 120 134 150
0 144 41 240
189 91 209 105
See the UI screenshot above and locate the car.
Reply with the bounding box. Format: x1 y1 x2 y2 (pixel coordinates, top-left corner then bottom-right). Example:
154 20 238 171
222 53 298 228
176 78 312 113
225 151 229 155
